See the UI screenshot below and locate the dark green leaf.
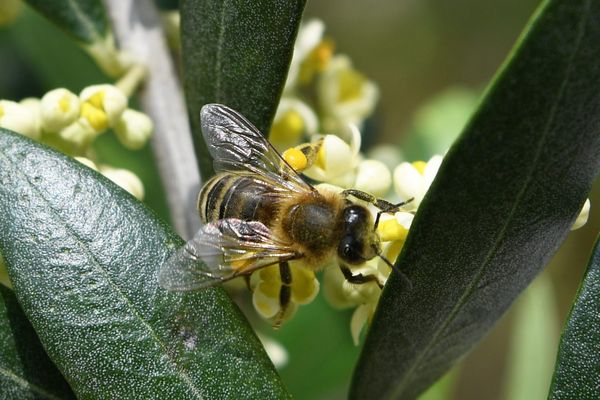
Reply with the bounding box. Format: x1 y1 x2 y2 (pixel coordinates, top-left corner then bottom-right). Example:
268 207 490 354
0 285 75 400
548 235 600 399
351 0 600 398
0 130 290 399
23 0 108 44
180 0 306 177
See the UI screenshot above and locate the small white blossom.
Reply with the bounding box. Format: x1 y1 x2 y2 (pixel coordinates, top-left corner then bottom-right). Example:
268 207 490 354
19 98 42 135
318 54 379 133
303 126 361 187
58 118 97 151
40 88 80 133
0 100 40 139
270 97 318 151
250 262 319 325
74 157 98 171
354 159 392 198
571 198 591 230
80 84 128 128
284 19 325 91
256 333 289 369
114 109 153 150
99 165 145 200
393 154 443 209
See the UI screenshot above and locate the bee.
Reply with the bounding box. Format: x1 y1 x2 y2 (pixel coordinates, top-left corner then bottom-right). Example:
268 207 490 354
159 104 410 324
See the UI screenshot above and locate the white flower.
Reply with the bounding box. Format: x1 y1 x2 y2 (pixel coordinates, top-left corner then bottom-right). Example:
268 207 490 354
284 19 325 91
99 165 145 200
19 97 42 135
114 108 153 150
80 84 128 129
393 154 443 209
256 333 289 369
318 54 379 133
74 157 98 171
571 198 591 230
269 97 318 151
250 262 319 325
302 126 361 187
0 100 40 139
40 88 80 133
58 118 98 151
354 159 392 198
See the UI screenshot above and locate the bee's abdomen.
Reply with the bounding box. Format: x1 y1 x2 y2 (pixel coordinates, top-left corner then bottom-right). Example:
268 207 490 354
198 174 278 225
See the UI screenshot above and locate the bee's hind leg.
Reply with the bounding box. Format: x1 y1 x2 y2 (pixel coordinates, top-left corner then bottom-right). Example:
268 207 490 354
273 261 292 329
340 264 384 289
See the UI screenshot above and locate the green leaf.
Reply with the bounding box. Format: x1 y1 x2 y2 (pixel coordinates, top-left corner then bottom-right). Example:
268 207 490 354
180 0 306 177
548 235 600 399
23 0 109 44
0 130 290 399
0 285 75 400
351 1 600 399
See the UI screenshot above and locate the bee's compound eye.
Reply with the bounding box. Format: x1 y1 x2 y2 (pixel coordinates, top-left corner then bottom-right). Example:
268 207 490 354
338 235 364 264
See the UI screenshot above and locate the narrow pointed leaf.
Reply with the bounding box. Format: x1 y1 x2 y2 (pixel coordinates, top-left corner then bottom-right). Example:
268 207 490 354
549 236 600 399
351 1 600 399
181 0 306 177
0 130 290 399
0 286 75 400
23 0 108 44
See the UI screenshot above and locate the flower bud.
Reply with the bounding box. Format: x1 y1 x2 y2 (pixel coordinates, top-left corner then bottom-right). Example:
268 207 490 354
80 84 127 127
40 88 80 133
571 198 591 230
113 109 153 149
0 100 40 139
58 118 97 151
354 159 391 197
99 165 145 200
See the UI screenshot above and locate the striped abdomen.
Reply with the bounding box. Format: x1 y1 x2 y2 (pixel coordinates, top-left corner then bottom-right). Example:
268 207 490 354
198 173 280 226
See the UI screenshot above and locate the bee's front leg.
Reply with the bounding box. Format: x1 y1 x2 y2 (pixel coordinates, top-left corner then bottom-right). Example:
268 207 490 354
273 261 292 329
339 264 384 289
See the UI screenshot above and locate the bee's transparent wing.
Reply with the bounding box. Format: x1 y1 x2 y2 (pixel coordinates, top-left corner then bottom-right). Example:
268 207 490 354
200 104 315 194
159 219 300 291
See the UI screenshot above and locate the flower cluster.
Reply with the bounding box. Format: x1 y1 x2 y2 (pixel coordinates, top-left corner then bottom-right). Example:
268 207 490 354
250 19 593 344
0 78 152 200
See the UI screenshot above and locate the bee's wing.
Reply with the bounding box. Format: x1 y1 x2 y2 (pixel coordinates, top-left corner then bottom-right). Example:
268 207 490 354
159 219 301 291
201 104 315 194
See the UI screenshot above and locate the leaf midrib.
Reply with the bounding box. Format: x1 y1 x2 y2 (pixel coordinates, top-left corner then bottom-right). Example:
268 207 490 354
0 147 203 399
386 2 590 398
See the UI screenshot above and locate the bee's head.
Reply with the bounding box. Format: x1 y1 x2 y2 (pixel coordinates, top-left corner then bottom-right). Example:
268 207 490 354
338 204 380 265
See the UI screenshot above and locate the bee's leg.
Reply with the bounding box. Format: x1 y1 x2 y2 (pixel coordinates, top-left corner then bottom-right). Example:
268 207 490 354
342 189 413 229
340 264 384 289
273 261 292 329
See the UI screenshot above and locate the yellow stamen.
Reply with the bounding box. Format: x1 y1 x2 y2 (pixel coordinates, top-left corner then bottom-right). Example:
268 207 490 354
81 102 108 132
312 39 334 71
412 161 427 175
378 218 409 242
338 68 365 102
283 147 308 171
0 103 4 118
88 91 105 109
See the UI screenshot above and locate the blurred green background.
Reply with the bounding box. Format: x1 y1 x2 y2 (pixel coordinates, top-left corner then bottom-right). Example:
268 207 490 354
0 0 598 399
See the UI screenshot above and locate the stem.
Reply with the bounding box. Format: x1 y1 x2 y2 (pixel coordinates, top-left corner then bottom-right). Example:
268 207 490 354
104 0 201 239
116 63 148 98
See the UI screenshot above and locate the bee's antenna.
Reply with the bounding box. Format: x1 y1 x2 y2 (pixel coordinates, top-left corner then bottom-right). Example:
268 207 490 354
378 253 412 290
